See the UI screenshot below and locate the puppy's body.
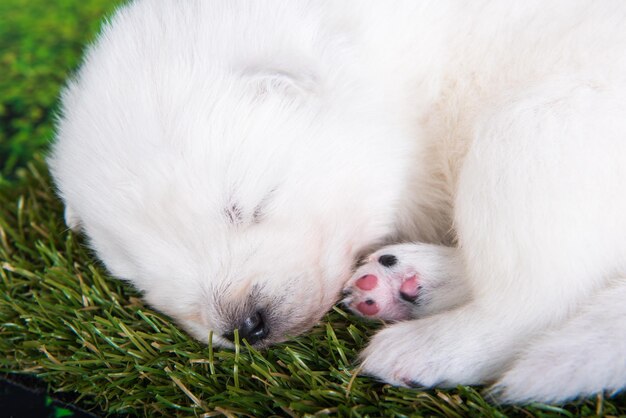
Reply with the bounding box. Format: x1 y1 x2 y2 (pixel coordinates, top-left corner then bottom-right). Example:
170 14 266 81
50 0 626 403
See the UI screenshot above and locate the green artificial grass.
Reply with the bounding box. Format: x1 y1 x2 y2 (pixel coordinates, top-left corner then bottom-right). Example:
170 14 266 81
0 0 124 179
1 1 625 417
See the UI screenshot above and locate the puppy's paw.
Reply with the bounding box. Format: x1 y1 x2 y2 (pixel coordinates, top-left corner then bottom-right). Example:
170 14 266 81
359 307 519 387
343 256 420 321
343 243 469 320
488 348 564 404
488 304 626 404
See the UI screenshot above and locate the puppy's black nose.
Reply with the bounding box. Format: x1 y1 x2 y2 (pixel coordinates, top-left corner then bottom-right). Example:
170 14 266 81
227 311 268 345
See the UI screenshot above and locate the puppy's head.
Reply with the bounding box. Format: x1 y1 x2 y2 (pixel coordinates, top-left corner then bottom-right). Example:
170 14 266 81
50 1 414 347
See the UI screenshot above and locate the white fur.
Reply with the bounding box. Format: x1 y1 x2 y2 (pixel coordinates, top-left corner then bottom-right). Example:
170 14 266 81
49 0 626 404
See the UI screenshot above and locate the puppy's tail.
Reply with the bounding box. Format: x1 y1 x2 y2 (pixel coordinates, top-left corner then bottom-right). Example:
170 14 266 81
489 279 626 404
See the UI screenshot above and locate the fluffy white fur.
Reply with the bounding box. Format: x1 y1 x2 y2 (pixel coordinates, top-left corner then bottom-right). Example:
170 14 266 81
49 0 626 404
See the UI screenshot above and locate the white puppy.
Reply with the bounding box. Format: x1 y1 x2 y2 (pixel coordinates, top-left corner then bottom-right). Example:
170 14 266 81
49 0 626 404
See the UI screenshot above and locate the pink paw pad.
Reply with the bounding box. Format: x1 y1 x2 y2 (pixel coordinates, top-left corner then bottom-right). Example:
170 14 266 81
399 275 420 301
356 274 378 290
356 299 380 316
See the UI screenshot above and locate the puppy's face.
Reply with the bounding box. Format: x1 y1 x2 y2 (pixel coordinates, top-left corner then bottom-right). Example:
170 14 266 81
52 44 413 347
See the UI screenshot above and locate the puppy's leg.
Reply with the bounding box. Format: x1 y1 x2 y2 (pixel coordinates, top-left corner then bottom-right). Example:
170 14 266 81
361 77 626 388
343 243 469 320
491 279 626 404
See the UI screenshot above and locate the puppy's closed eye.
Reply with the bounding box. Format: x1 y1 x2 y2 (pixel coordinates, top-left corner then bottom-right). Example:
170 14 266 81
225 189 277 227
225 204 244 225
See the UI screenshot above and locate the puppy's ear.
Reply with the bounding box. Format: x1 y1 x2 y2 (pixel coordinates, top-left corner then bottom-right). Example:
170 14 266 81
64 205 82 232
243 63 319 100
